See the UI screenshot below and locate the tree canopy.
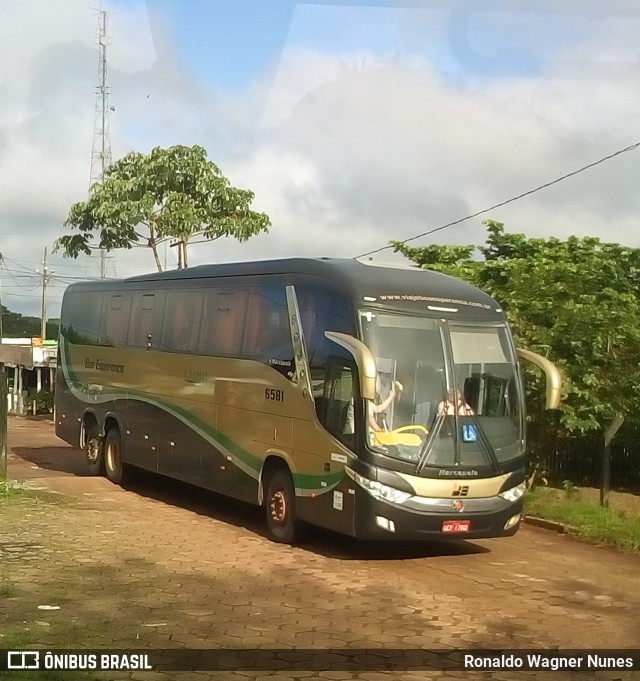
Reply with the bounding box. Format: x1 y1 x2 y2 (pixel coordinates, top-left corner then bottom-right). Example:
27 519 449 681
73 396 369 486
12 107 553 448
55 145 271 271
393 221 640 434
1 306 58 339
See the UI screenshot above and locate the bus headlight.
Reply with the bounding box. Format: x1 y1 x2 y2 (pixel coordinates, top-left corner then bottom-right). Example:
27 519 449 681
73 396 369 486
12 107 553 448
353 472 411 505
499 481 526 503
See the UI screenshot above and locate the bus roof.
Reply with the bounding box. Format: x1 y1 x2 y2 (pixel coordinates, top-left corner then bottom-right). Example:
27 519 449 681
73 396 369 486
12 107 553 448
123 257 415 282
68 257 503 318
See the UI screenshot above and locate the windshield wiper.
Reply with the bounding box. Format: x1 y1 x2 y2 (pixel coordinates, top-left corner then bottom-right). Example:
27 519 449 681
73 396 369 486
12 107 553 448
415 415 444 473
465 414 501 474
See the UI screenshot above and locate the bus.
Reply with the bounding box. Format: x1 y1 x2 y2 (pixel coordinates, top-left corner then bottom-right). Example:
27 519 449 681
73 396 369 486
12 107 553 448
55 257 560 543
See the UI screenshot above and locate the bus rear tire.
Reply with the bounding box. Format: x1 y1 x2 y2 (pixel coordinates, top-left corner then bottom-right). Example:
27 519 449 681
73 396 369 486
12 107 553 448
265 469 302 544
104 428 128 485
85 425 104 476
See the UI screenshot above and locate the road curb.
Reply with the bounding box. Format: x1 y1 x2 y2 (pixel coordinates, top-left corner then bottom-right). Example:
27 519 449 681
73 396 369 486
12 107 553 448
523 515 579 535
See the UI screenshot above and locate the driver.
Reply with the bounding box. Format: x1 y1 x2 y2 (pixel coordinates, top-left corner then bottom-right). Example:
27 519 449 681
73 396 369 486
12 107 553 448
343 380 403 436
368 380 403 432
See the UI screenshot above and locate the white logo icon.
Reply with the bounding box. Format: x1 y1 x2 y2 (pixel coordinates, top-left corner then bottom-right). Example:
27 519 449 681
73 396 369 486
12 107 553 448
8 651 40 670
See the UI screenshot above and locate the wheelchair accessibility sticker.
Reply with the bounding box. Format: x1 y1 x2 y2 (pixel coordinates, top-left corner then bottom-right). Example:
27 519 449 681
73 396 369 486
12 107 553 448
462 424 478 442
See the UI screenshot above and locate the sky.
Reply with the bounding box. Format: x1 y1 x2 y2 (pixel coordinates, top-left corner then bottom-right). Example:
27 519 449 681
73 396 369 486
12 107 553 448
1 0 640 318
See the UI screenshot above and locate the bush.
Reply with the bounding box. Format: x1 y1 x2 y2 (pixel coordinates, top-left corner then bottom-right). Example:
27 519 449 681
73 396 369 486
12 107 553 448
25 390 54 414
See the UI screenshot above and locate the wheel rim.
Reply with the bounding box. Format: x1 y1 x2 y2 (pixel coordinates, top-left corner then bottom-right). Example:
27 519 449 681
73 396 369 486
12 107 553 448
106 440 118 472
269 489 287 524
86 439 99 465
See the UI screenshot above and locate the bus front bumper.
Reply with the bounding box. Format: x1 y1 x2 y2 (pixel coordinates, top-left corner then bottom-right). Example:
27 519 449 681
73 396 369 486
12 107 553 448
353 489 524 540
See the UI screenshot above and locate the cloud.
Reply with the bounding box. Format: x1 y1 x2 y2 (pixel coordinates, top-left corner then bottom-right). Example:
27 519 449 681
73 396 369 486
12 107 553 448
0 0 155 316
222 50 640 265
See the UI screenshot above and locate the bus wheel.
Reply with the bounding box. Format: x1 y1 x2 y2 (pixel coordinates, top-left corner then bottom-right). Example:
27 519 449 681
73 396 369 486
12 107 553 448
85 426 104 476
265 469 302 544
104 428 127 485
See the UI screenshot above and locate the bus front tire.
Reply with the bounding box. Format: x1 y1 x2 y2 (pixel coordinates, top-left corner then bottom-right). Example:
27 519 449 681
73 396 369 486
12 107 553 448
104 428 128 485
85 425 104 476
265 469 302 544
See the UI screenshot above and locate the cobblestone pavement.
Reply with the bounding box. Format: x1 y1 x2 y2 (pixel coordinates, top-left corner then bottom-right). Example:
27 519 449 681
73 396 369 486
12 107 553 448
2 417 639 680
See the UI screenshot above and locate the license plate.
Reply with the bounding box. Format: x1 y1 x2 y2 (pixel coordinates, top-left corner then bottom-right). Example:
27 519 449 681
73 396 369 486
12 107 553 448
442 520 471 533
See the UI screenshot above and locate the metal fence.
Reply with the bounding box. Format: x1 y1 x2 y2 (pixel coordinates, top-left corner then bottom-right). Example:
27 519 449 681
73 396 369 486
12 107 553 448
544 436 640 493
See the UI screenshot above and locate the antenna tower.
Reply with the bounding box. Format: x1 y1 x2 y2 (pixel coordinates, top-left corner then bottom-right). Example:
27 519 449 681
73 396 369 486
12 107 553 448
89 9 112 279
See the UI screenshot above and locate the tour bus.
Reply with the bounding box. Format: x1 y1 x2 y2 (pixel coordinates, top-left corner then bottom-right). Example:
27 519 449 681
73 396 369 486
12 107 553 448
55 258 560 543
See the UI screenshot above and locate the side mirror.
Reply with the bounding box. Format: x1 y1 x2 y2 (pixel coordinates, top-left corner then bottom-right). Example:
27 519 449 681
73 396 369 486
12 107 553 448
324 332 377 400
517 348 562 410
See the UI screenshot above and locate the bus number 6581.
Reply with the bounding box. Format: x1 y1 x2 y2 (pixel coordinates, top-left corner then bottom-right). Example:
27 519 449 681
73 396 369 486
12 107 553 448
265 388 284 402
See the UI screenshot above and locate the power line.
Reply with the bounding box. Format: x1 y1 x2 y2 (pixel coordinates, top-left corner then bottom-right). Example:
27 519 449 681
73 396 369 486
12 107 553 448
357 140 640 258
2 255 144 271
0 256 36 275
49 275 103 283
1 291 63 300
0 266 39 292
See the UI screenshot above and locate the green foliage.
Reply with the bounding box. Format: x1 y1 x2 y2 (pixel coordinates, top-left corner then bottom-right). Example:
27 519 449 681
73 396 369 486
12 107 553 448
25 390 54 414
1 306 58 339
525 487 640 552
0 579 16 598
0 480 20 498
394 221 640 436
390 241 483 286
55 144 271 271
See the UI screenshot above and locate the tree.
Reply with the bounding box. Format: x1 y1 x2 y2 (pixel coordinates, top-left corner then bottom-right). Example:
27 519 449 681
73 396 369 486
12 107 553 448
0 305 58 339
393 222 640 435
55 145 271 271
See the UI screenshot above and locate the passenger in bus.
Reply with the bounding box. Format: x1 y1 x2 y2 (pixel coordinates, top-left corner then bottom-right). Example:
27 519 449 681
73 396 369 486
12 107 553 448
437 388 474 416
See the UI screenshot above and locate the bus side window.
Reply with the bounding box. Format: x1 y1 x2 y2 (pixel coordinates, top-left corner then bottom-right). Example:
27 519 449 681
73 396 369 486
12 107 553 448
244 287 294 379
62 291 103 345
161 290 203 353
322 360 357 450
128 292 164 349
198 290 219 355
296 285 355 422
101 294 131 347
296 286 354 371
198 289 247 356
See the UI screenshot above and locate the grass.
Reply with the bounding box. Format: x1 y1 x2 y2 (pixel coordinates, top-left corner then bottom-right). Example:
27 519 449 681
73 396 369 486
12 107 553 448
0 481 71 509
1 485 96 680
525 486 640 552
0 479 20 499
0 580 16 598
0 634 102 681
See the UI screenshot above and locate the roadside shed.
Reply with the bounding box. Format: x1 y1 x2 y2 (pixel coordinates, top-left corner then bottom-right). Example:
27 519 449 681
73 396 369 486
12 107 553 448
0 338 57 414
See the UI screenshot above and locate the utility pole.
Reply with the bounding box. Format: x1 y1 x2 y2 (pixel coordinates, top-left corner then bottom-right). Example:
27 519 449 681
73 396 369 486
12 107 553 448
38 247 52 340
170 240 184 269
89 9 113 279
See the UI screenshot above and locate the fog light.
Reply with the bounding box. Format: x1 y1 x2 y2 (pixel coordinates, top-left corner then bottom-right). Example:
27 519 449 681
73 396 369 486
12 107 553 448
504 513 521 530
376 516 396 532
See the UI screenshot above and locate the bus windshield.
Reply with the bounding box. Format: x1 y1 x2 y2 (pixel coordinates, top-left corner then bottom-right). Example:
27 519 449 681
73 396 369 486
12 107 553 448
359 311 524 470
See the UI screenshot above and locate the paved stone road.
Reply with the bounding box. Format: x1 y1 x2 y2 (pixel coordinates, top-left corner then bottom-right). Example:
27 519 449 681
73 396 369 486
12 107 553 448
2 417 639 680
